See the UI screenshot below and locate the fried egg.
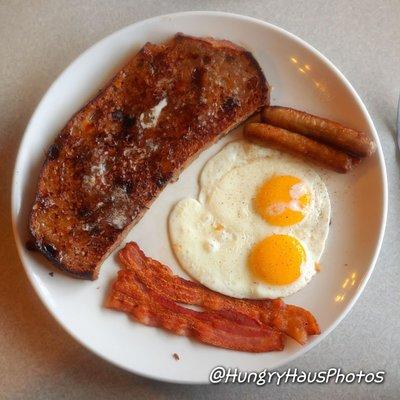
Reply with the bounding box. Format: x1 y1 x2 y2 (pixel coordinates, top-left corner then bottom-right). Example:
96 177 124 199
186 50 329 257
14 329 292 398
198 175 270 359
169 140 330 299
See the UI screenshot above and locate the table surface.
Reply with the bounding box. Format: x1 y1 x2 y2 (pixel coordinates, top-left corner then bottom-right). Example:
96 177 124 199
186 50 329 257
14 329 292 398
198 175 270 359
1 1 399 399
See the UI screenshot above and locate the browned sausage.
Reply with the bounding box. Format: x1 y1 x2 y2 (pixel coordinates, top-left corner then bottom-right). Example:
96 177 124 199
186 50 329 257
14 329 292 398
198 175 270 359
244 123 355 173
261 106 375 157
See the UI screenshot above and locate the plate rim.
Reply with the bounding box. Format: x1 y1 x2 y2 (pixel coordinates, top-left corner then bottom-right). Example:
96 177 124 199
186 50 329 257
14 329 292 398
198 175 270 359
11 10 388 384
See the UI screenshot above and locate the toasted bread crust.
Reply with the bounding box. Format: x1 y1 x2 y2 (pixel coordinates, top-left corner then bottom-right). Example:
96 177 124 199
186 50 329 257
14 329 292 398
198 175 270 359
29 33 269 279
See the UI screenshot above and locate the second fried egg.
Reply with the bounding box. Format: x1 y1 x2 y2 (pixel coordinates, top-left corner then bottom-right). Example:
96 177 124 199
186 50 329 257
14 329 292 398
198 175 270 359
169 140 330 299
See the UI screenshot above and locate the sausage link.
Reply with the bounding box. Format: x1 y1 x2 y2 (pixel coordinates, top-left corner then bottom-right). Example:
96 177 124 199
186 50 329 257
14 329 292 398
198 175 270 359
261 106 375 157
244 123 355 173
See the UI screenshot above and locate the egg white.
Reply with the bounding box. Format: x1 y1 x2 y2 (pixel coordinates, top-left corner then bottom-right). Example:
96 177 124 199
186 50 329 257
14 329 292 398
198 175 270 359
169 140 331 299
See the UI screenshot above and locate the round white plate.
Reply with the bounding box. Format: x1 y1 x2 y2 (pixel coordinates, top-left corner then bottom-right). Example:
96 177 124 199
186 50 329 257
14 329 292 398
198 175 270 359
12 12 387 384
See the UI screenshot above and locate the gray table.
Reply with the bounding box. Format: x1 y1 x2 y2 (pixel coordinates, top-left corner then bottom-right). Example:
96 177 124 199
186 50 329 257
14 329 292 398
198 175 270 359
1 1 399 399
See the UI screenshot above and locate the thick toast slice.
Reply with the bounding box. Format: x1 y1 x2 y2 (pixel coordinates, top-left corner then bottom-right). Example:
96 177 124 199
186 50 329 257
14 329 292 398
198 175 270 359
29 33 269 279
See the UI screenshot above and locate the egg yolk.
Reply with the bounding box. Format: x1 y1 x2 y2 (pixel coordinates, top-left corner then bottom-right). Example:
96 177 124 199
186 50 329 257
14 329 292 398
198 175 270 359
254 175 310 226
249 234 305 285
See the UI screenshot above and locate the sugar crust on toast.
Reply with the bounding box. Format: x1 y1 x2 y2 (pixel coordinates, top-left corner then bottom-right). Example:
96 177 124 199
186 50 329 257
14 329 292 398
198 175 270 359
29 33 269 279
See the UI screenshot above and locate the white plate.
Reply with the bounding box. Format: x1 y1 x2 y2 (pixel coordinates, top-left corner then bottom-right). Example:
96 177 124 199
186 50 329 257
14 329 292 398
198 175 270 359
12 12 387 384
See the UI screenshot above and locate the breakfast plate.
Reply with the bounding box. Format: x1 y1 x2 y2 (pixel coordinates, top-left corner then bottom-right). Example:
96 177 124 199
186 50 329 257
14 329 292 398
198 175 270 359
12 11 387 383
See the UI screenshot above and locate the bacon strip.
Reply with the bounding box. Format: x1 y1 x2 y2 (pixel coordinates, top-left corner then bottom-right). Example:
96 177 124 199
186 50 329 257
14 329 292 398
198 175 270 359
107 269 285 352
117 242 320 344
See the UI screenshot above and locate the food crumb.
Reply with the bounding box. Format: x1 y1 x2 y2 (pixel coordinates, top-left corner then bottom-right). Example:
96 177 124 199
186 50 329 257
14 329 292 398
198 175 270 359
49 272 54 277
315 263 321 272
172 353 180 361
25 240 37 251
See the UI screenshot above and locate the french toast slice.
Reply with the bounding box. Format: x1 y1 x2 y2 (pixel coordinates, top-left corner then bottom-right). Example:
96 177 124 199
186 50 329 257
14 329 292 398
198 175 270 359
29 33 269 279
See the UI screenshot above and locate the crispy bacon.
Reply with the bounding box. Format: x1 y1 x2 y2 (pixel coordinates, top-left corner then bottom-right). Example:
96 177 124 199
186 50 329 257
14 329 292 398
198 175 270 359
117 242 320 344
107 269 285 352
